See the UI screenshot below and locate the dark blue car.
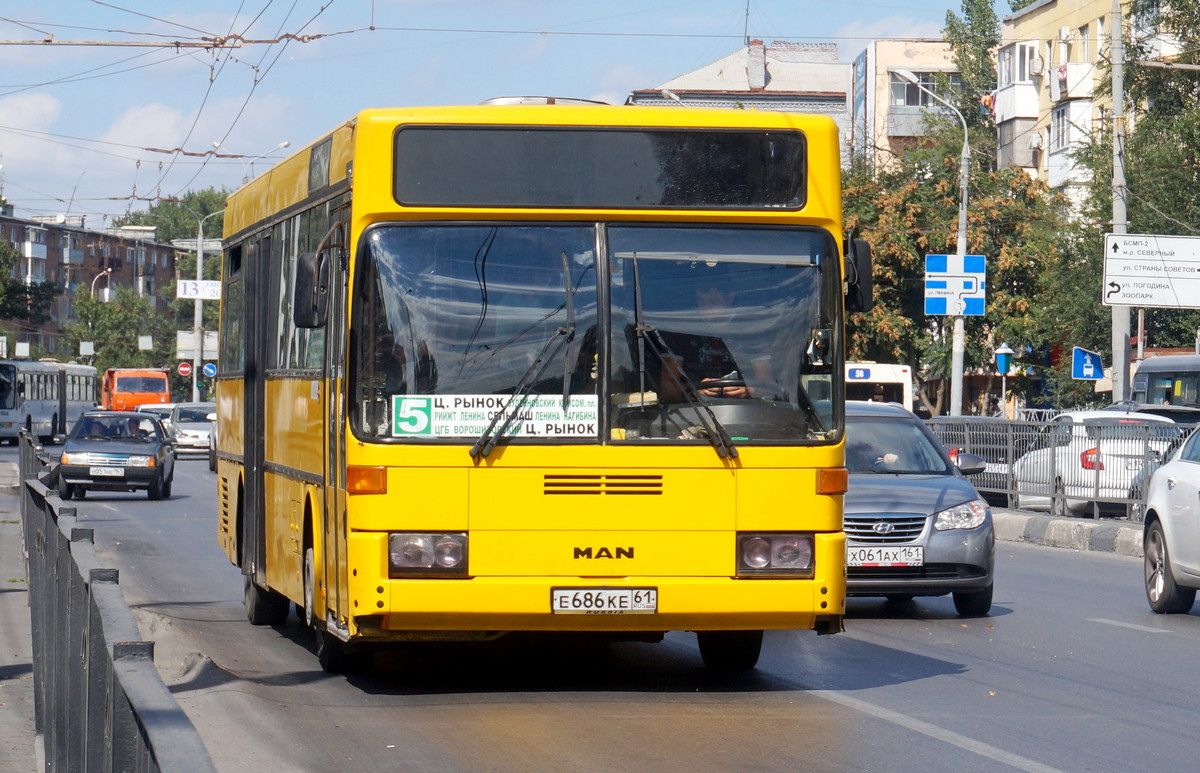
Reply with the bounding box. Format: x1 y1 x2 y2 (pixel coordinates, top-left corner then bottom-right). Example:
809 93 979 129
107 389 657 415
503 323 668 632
58 411 176 500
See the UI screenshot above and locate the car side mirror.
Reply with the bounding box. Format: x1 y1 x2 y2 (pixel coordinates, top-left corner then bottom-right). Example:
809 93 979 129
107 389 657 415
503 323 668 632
954 451 986 475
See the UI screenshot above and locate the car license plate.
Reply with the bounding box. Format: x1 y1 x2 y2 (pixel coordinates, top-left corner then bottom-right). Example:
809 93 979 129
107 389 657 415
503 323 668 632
847 546 924 567
551 587 657 614
88 466 124 477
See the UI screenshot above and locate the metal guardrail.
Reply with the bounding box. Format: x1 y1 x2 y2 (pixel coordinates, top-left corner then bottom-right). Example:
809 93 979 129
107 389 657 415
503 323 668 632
18 432 217 772
925 416 1195 522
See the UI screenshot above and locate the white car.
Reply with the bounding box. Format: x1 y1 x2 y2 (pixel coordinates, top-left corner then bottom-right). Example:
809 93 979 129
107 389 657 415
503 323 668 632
1012 410 1181 515
1143 427 1200 613
168 402 215 458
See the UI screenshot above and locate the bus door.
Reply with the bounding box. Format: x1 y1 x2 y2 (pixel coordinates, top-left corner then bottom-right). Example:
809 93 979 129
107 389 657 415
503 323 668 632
243 236 270 582
321 207 351 631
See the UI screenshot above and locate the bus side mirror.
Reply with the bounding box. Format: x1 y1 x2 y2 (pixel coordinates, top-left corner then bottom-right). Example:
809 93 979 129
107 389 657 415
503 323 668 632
844 238 873 313
294 250 330 328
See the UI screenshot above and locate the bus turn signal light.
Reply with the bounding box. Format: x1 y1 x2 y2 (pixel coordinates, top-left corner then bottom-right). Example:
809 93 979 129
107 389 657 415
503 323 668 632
816 467 848 495
348 466 387 495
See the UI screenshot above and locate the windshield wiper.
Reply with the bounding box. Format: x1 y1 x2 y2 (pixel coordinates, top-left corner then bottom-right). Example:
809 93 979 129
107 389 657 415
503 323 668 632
638 324 738 460
559 250 576 412
470 325 574 460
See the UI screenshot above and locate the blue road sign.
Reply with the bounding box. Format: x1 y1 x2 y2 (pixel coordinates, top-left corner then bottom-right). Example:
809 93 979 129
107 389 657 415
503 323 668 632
924 254 987 316
202 362 217 378
1072 346 1103 380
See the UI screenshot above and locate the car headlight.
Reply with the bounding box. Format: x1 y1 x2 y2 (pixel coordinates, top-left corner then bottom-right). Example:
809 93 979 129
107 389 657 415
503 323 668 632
388 533 469 577
125 455 154 467
933 499 989 531
61 452 90 465
736 533 814 577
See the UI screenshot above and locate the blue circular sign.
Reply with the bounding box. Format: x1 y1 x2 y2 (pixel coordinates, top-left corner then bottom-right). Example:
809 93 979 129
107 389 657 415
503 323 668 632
202 362 217 378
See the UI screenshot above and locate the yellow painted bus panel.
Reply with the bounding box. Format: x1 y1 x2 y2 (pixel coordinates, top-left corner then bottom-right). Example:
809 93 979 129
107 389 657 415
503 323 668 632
346 532 844 632
466 467 733 532
735 469 843 532
350 467 469 531
263 470 304 601
264 378 323 474
468 529 731 576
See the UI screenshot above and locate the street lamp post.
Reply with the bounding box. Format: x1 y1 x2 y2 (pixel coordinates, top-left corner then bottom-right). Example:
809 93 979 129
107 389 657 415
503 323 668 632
90 267 112 298
895 69 971 417
192 210 223 401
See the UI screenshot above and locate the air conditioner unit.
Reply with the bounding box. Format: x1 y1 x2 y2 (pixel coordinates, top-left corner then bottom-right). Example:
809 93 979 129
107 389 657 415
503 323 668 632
1030 56 1045 75
1058 26 1074 43
1028 133 1044 150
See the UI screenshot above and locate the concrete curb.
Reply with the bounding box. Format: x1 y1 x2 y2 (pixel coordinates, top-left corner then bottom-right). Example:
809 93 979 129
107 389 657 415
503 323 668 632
992 508 1144 558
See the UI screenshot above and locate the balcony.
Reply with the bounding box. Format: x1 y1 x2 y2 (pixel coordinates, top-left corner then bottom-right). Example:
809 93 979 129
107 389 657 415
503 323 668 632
1050 62 1095 102
993 82 1039 124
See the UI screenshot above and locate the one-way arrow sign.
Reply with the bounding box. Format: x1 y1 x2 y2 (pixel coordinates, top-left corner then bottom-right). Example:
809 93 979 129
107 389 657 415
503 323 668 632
1103 233 1200 308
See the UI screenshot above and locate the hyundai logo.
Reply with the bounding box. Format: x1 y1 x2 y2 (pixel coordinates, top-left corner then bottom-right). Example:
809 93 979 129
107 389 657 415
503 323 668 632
872 521 895 535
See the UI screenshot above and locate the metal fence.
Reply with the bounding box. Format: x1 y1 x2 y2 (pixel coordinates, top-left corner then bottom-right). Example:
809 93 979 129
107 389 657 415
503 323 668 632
18 432 217 772
925 416 1195 521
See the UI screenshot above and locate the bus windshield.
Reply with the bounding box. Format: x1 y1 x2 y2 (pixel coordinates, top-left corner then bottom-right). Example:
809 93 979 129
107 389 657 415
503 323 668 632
351 223 837 445
114 376 167 394
0 364 16 410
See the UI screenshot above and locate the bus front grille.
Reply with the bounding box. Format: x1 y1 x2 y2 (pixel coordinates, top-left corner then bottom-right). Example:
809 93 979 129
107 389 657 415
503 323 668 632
544 474 663 496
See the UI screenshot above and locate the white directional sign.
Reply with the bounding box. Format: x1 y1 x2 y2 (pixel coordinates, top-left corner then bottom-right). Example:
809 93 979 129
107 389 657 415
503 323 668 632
177 280 222 300
1103 233 1200 308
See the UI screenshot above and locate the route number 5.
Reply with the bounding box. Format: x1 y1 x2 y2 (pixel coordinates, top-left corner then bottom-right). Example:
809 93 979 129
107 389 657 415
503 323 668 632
394 397 432 435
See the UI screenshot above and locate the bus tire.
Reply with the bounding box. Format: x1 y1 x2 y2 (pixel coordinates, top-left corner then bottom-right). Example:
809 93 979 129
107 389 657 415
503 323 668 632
303 546 317 629
316 629 364 673
696 630 763 670
244 576 290 626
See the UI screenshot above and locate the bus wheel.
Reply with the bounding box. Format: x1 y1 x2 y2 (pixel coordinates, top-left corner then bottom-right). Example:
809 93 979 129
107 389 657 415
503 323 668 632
696 630 763 670
315 629 364 674
244 576 290 626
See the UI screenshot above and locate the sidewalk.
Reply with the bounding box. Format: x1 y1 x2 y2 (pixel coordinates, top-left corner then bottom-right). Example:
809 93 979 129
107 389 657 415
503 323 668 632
0 462 36 772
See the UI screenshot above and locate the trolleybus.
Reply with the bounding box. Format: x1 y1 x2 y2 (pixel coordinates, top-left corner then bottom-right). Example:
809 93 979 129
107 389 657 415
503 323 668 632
214 101 871 671
0 359 97 442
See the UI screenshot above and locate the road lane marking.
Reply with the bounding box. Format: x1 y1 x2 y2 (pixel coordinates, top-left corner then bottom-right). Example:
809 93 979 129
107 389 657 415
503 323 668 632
1087 618 1169 633
813 689 1065 773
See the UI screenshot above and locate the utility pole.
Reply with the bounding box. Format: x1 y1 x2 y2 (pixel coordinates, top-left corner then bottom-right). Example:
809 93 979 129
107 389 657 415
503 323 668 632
1111 0 1131 402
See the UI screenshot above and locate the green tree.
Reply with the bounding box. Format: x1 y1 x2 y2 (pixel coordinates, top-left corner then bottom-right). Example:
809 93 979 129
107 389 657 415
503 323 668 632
61 286 175 377
0 238 62 327
942 0 1000 129
115 187 228 243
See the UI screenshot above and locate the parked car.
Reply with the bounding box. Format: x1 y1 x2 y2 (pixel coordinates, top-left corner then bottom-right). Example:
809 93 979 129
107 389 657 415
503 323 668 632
1142 426 1200 613
844 401 995 616
925 415 1042 507
135 402 176 433
1012 410 1181 515
57 411 176 500
168 402 215 458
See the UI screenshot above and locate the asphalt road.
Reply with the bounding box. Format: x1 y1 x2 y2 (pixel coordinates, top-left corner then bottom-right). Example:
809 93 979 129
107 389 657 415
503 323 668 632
5 448 1200 772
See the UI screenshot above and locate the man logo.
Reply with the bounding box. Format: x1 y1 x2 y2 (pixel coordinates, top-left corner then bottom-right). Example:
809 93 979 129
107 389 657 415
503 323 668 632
574 547 634 559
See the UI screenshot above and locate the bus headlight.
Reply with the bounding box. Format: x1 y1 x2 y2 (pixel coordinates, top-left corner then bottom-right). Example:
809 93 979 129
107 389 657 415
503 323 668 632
388 532 469 577
933 500 988 531
736 533 814 577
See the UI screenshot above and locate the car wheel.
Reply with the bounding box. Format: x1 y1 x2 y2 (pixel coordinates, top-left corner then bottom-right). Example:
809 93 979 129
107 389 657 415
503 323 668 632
244 575 291 626
696 630 763 670
1144 521 1196 614
208 447 217 472
161 477 172 499
953 583 993 617
57 478 74 499
147 473 163 501
73 488 86 500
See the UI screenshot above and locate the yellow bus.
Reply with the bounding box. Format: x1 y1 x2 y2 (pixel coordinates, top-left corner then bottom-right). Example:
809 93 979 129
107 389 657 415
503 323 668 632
215 101 871 672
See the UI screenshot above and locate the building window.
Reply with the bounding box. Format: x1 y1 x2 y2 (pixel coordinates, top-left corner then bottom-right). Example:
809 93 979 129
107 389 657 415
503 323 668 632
999 43 1038 86
1051 105 1069 151
1079 23 1090 62
890 72 962 107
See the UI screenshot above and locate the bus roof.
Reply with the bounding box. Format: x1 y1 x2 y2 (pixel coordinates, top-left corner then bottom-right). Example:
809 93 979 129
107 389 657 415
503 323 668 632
1134 354 1200 372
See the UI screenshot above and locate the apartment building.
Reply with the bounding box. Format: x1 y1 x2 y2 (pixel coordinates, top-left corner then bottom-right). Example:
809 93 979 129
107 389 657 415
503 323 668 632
851 39 960 170
0 202 178 357
626 39 853 165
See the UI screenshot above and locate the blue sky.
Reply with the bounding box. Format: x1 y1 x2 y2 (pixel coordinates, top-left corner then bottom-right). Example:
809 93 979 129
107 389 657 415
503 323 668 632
0 1 1001 225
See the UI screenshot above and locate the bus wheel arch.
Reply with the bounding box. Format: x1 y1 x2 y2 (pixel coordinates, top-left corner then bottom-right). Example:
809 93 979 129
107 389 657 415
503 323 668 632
302 494 322 629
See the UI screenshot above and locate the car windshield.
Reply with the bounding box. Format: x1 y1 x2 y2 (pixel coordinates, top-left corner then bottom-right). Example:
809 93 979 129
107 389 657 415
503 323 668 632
73 416 159 441
846 416 951 474
175 407 213 423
